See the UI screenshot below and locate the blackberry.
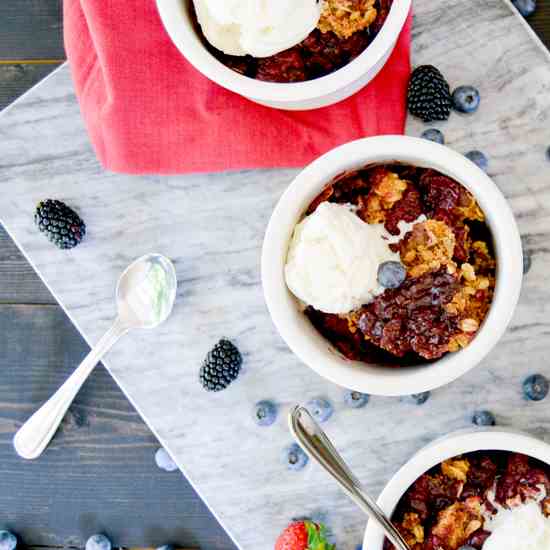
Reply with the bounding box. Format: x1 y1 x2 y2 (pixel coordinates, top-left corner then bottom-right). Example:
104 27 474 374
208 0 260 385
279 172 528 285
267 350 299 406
34 199 86 249
407 65 452 123
199 339 242 391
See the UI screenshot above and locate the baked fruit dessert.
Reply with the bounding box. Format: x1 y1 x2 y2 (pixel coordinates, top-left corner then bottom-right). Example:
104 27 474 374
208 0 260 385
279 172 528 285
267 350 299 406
385 451 550 550
284 163 496 366
191 0 393 83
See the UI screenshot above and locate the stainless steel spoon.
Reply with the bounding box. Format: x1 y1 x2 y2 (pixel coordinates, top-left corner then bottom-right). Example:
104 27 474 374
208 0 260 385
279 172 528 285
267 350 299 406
289 405 411 550
13 253 177 460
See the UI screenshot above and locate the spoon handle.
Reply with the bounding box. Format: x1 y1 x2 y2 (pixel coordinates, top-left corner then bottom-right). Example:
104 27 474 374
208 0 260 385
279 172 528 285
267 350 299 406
13 318 128 460
289 406 411 550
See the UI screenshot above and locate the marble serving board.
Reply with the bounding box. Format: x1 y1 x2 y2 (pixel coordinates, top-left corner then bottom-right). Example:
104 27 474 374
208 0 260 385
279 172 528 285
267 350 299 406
1 1 550 549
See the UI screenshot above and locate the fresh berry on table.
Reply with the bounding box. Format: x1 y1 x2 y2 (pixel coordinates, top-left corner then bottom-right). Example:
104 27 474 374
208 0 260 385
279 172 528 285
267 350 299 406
275 520 335 550
199 338 242 391
377 261 407 289
421 128 445 144
155 447 179 472
34 199 86 250
465 150 489 172
85 535 112 550
512 0 537 17
253 400 278 426
452 85 481 114
343 390 370 409
282 443 309 471
523 374 549 401
408 392 431 405
407 65 452 123
472 410 496 426
0 531 17 550
306 398 333 423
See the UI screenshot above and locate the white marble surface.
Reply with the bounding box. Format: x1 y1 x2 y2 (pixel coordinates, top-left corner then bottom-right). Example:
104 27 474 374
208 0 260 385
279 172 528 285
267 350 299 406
1 1 550 549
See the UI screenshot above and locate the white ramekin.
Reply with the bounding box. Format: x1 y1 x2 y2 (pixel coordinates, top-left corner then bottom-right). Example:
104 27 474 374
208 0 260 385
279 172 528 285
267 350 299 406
363 428 550 549
261 136 523 396
156 0 411 110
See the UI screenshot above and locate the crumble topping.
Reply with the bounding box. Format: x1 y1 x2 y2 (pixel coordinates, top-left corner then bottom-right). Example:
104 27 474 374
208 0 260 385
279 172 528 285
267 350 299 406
357 168 408 225
443 459 470 483
318 0 378 39
399 220 456 278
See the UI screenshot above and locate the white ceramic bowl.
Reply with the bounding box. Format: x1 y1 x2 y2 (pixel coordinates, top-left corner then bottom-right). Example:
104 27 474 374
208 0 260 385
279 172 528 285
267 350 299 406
261 136 523 396
363 428 550 549
156 0 411 110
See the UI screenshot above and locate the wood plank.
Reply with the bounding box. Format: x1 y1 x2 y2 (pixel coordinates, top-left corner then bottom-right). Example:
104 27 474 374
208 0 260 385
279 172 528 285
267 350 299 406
0 304 236 550
530 3 550 48
0 224 56 305
0 64 62 112
0 1 64 61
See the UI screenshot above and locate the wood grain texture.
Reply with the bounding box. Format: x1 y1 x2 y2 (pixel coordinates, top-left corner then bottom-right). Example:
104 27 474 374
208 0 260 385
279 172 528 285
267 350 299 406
0 64 62 112
0 304 236 550
0 225 56 304
0 1 64 60
530 3 550 47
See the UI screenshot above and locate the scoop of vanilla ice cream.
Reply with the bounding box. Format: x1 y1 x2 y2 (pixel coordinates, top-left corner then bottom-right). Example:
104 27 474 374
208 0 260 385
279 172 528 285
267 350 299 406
285 202 399 315
193 0 322 57
483 500 550 550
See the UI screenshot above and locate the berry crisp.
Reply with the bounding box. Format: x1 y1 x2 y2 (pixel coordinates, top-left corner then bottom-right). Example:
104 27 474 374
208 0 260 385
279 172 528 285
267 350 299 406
303 163 496 365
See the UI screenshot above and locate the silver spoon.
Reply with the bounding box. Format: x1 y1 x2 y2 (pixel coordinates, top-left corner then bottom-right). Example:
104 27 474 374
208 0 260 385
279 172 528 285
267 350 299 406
289 406 410 550
13 253 177 460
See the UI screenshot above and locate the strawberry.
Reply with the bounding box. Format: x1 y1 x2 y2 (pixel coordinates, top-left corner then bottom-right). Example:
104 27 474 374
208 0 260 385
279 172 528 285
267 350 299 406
275 520 335 550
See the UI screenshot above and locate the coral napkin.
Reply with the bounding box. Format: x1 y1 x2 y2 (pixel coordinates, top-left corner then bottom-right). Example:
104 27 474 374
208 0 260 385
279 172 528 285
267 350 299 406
64 1 411 175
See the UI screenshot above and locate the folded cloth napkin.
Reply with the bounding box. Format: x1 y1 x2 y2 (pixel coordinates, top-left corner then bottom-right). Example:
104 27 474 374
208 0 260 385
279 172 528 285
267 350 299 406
64 1 412 175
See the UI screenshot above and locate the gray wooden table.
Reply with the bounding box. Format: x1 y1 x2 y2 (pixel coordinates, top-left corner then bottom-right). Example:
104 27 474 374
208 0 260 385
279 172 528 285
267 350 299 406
0 2 549 550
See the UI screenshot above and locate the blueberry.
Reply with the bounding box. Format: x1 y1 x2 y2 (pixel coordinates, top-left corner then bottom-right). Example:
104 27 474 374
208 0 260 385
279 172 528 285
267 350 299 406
378 261 407 289
421 129 445 144
452 86 481 114
523 374 549 401
282 443 309 471
472 410 496 426
408 392 430 405
0 531 17 550
155 447 178 472
458 546 476 550
306 398 333 423
85 535 111 550
512 0 536 17
465 150 489 172
344 390 370 409
253 400 278 426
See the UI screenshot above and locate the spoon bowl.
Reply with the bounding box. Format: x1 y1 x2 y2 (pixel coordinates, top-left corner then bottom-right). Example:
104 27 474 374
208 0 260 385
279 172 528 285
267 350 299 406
116 253 178 329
